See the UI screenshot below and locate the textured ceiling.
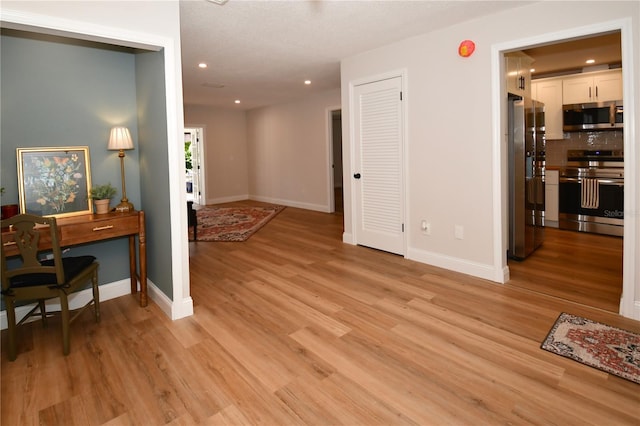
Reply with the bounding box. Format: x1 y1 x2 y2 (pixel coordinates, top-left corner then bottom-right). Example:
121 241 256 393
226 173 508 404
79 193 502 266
179 0 532 110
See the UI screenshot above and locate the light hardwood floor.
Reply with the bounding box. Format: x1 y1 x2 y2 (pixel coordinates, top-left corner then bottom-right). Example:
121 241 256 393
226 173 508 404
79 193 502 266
2 203 639 425
508 226 624 313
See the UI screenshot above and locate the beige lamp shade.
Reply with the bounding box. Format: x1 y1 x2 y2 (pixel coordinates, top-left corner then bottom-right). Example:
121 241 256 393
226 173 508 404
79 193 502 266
107 126 135 212
107 127 134 151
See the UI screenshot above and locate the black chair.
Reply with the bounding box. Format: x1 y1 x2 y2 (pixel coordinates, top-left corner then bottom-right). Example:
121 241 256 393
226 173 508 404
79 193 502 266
1 213 100 361
187 201 198 241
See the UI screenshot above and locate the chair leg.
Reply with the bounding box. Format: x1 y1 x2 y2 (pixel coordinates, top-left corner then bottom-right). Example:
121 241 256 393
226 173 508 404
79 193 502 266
60 292 71 356
5 297 17 361
38 299 47 327
92 270 101 323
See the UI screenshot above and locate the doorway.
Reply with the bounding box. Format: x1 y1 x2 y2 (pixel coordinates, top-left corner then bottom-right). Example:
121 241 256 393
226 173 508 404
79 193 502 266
329 109 343 214
495 24 634 317
184 127 204 206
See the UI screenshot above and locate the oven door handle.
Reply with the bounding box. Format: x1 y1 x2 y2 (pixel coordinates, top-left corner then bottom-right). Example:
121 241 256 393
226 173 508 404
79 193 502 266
559 177 581 183
598 179 624 186
560 177 623 186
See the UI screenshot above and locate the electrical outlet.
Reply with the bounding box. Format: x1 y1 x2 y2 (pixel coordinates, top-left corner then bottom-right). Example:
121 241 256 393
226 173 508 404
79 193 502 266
454 225 464 240
421 220 430 235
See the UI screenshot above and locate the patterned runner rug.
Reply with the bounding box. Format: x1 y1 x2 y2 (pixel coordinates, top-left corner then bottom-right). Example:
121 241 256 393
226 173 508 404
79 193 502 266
541 312 640 384
190 205 285 242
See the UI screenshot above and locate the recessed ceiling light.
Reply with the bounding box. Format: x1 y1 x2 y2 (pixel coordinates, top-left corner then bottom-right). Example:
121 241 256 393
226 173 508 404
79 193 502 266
198 63 208 69
530 68 535 73
304 80 311 85
585 59 595 64
234 100 241 104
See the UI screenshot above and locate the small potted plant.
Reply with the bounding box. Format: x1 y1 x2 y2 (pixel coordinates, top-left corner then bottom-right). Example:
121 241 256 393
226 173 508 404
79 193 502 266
89 183 117 214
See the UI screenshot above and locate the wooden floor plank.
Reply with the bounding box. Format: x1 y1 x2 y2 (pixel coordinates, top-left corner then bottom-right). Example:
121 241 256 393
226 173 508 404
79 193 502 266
2 203 638 425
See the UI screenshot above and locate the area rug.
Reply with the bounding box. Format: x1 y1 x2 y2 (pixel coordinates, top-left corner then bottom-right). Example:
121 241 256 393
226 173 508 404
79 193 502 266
190 205 285 242
541 312 640 384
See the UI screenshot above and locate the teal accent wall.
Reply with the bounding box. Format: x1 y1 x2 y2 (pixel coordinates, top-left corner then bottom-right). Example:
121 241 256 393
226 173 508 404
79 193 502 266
1 30 141 286
135 50 173 300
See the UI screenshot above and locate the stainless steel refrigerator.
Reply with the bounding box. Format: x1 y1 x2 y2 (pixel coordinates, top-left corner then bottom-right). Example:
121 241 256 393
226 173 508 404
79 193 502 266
508 94 545 260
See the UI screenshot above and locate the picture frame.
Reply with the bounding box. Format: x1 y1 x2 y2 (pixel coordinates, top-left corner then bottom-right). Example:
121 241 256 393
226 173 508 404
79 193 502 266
17 146 93 218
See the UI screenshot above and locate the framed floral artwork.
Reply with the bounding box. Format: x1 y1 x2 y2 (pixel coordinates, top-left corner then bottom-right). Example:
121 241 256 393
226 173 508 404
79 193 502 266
17 147 93 218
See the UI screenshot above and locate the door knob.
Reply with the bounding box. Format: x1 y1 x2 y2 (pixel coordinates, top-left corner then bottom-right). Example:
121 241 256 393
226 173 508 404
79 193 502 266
353 173 361 179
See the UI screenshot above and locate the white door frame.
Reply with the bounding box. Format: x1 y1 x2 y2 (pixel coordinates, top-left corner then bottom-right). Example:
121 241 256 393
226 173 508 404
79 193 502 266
326 106 341 213
185 126 205 205
491 18 638 319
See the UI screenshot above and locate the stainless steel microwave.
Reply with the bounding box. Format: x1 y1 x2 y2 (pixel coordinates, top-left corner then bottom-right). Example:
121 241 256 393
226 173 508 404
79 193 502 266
563 101 623 131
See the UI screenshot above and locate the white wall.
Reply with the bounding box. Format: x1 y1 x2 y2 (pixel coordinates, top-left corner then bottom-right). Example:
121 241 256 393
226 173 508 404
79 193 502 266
184 106 249 204
247 89 341 212
341 1 639 318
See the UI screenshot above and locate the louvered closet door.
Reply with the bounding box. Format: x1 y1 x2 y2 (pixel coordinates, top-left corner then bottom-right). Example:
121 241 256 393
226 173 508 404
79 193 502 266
353 76 404 255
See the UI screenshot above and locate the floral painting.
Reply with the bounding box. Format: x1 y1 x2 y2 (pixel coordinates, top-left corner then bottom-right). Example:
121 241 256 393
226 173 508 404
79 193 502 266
17 147 93 218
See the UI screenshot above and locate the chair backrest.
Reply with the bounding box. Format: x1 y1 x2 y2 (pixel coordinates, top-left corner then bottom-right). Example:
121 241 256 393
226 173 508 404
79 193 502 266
1 214 65 292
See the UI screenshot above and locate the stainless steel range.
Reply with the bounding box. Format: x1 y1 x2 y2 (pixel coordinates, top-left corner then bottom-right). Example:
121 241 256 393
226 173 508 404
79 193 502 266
559 149 623 236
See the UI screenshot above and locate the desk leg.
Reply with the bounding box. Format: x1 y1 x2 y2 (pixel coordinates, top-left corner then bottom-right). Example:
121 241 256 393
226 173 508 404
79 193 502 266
129 235 137 294
139 211 147 307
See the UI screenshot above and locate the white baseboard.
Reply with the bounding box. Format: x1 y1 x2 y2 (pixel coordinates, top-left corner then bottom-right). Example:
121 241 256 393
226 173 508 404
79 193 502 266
249 195 329 213
342 232 354 245
147 283 194 320
406 247 502 283
207 194 249 205
0 279 130 330
0 278 191 330
202 194 330 213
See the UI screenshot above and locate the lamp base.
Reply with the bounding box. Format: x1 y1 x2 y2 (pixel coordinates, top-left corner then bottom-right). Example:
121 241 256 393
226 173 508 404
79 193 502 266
114 200 134 213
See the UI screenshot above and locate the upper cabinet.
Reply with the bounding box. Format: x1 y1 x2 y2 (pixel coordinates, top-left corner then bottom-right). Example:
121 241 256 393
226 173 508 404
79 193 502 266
506 52 533 98
562 69 622 104
531 77 564 140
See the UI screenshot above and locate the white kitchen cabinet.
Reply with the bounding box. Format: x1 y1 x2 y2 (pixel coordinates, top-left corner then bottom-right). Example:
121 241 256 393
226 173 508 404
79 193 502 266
562 69 622 104
531 77 564 140
544 170 559 226
505 52 533 98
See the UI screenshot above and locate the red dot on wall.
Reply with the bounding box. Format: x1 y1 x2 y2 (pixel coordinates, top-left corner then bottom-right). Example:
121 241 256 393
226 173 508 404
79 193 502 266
458 40 476 58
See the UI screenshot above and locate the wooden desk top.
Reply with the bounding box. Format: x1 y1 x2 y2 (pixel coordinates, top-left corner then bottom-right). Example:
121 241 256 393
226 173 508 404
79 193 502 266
2 210 144 253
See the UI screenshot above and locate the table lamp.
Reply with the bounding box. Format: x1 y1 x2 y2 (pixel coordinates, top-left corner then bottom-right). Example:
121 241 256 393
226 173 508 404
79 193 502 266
107 126 134 212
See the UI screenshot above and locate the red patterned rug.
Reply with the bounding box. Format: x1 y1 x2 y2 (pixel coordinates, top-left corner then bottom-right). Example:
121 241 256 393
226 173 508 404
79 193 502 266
190 205 285 242
541 313 640 384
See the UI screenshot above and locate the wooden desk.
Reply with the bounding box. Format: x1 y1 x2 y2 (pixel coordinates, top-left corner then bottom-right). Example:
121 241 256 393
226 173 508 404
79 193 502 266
2 210 147 307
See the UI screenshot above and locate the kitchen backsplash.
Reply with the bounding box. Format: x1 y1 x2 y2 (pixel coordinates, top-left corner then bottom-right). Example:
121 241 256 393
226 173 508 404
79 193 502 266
545 130 624 167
